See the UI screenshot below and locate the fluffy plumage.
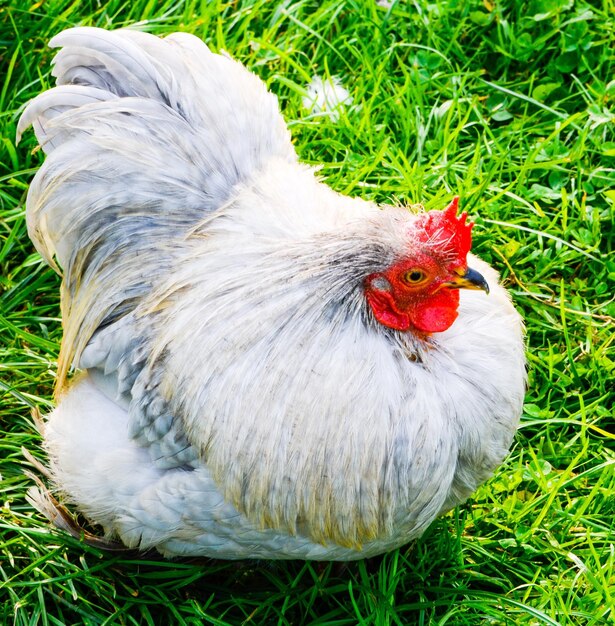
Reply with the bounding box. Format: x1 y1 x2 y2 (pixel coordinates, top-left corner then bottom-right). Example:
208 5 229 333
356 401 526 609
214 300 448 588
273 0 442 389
19 27 526 560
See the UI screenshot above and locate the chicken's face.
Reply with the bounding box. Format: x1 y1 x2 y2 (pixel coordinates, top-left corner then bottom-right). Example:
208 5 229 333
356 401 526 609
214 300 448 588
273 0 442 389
364 198 490 334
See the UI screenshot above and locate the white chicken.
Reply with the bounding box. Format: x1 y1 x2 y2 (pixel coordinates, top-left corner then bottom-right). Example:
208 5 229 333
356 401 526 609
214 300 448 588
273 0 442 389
19 27 526 560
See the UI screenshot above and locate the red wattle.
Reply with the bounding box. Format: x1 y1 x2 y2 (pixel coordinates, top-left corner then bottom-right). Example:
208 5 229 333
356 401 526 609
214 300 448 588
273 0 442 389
409 290 460 333
366 288 460 333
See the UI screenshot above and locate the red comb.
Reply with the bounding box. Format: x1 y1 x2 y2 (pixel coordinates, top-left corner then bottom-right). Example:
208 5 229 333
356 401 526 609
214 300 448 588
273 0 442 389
415 197 474 259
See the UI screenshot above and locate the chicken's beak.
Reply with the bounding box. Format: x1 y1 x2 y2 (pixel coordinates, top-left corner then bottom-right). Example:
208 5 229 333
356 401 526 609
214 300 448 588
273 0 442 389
445 267 490 294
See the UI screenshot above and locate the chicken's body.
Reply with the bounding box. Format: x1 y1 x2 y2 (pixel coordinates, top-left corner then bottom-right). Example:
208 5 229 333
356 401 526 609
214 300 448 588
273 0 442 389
19 27 526 560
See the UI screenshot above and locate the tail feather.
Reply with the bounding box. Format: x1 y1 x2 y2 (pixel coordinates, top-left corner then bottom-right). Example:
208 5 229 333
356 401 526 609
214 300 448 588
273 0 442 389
49 28 176 103
16 85 114 153
18 27 296 386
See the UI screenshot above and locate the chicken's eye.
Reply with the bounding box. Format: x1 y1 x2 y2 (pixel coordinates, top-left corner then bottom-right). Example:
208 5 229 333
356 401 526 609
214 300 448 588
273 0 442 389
403 269 428 286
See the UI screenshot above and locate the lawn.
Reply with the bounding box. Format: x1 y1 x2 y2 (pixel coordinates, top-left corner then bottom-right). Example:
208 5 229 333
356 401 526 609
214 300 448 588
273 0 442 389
1 0 614 624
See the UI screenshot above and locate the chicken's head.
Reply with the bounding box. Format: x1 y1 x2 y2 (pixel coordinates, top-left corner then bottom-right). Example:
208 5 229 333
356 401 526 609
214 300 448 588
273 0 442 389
365 197 489 334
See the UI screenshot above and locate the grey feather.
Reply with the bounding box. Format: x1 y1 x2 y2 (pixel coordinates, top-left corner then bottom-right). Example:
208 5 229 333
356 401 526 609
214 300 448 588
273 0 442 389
19 26 296 382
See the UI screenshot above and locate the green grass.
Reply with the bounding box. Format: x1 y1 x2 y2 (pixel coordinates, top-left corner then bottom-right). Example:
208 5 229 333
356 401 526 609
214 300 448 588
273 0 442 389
1 0 614 623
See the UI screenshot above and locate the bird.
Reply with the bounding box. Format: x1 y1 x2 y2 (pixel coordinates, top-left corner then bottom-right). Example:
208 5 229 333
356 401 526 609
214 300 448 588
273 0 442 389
18 26 526 560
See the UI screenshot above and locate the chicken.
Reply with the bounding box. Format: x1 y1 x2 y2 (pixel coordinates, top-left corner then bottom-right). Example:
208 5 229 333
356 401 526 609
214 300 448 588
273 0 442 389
18 27 526 560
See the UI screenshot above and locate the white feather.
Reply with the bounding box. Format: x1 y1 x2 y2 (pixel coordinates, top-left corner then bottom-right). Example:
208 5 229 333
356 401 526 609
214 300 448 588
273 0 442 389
303 75 353 120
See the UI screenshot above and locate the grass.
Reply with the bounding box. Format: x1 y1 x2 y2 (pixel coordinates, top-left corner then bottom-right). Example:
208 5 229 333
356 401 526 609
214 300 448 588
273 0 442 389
1 0 614 623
